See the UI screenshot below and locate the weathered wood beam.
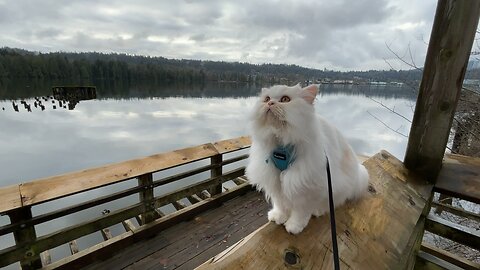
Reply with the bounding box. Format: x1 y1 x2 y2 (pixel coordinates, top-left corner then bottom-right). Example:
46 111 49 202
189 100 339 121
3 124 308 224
138 173 156 225
198 190 211 200
40 251 51 266
7 207 42 270
425 213 480 250
233 177 247 185
100 228 113 241
416 250 464 270
69 240 79 255
122 220 137 232
404 0 480 180
434 154 480 204
209 154 223 195
421 243 480 270
432 201 480 223
172 200 187 210
0 184 22 213
197 151 433 270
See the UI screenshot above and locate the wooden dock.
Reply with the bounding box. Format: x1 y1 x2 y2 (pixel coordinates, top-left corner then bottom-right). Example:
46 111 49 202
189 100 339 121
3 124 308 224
1 1 480 269
0 136 478 269
52 86 96 101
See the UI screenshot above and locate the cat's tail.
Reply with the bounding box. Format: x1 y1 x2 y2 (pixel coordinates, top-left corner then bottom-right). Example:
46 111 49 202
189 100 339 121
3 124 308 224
354 163 370 199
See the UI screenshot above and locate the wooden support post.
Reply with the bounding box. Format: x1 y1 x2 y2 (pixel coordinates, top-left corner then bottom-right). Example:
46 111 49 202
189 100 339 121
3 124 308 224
68 240 79 255
209 154 223 195
404 0 480 180
121 219 137 232
172 200 187 210
8 207 42 269
100 228 113 241
198 190 211 200
40 251 51 266
137 173 156 225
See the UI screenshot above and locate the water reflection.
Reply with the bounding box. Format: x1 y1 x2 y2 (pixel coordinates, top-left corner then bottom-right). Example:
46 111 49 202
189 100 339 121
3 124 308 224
0 83 415 187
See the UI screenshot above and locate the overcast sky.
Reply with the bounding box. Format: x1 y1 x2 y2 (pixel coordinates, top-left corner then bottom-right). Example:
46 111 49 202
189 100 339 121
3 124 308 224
0 0 441 71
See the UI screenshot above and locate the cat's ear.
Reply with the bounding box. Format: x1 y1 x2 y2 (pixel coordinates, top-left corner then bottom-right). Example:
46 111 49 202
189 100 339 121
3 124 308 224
301 84 318 104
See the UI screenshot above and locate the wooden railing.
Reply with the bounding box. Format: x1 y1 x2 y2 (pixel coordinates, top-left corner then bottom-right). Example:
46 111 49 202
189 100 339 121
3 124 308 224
0 136 252 269
416 154 480 270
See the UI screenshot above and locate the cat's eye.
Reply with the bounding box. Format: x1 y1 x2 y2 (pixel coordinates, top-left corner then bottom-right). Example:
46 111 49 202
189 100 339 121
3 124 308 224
264 96 270 102
280 96 291 103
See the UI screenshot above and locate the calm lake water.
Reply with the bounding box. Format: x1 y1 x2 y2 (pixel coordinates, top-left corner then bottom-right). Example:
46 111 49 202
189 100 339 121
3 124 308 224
0 82 416 187
0 82 417 267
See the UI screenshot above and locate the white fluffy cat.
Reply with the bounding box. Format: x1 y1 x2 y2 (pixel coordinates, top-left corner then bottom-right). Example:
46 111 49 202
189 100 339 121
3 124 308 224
246 84 369 234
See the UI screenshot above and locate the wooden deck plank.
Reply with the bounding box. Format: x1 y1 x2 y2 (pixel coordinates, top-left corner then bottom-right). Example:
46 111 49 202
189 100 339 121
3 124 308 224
197 150 433 270
84 190 267 270
134 194 268 270
44 184 254 270
434 154 480 204
174 208 269 270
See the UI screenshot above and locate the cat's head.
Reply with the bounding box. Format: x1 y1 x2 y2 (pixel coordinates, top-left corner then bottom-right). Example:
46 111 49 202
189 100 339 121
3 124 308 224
250 84 318 142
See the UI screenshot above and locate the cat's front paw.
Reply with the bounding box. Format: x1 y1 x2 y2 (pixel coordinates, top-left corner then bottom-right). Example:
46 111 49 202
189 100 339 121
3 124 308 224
284 219 308 235
268 209 288 225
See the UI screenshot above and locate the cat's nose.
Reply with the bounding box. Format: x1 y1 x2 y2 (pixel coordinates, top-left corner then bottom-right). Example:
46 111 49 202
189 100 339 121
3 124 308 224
267 101 275 106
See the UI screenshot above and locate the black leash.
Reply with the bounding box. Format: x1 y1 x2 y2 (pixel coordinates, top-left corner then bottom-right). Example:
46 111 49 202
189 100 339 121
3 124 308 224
326 156 340 270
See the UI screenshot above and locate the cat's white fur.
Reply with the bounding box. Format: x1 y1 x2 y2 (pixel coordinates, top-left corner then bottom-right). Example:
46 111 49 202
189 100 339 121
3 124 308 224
246 84 369 234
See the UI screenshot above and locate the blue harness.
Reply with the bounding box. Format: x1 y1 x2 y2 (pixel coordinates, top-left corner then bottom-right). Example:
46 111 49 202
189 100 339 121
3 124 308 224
266 144 296 171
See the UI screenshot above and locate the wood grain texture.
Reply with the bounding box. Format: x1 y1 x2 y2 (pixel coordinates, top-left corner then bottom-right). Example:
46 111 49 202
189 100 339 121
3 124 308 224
212 136 251 154
434 153 480 204
404 0 480 179
196 151 433 270
421 243 480 270
0 184 22 213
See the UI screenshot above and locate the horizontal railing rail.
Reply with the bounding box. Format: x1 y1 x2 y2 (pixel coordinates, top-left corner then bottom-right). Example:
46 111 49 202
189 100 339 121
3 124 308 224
0 136 252 269
0 136 251 213
416 153 480 270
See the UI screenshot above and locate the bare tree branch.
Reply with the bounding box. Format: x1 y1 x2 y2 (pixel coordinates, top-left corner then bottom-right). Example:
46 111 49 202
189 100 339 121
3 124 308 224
385 42 423 71
453 117 480 140
367 111 408 138
407 43 418 69
369 97 412 123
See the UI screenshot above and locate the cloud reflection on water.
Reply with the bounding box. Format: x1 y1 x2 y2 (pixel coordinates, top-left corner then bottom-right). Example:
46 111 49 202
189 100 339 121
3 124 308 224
0 93 413 187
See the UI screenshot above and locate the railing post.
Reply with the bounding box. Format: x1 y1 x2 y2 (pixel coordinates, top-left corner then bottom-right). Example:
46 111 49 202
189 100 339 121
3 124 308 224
138 173 156 225
8 207 42 269
209 154 223 195
404 0 480 180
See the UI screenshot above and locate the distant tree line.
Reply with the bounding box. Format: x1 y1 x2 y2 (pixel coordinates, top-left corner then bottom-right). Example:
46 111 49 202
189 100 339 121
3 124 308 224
0 47 426 85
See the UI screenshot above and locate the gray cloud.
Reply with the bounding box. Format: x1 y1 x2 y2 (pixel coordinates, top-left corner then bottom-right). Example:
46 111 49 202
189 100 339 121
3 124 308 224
0 0 440 70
